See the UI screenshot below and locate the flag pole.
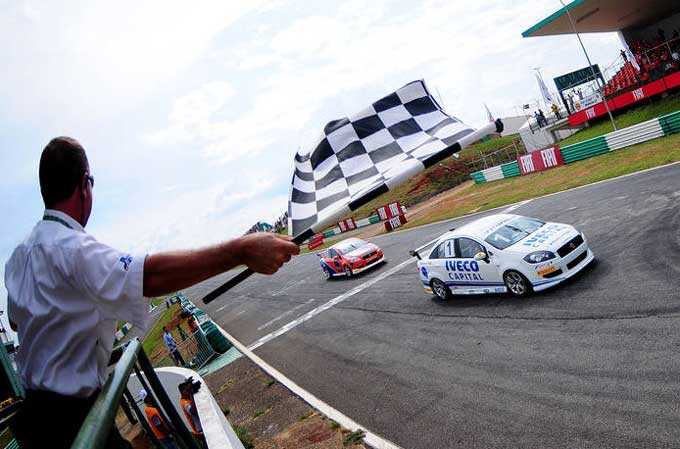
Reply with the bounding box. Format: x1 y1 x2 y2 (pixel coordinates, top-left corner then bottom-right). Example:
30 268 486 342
201 119 504 304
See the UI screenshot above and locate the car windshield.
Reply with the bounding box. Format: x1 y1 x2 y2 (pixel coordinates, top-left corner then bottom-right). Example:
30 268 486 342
335 239 368 254
484 217 545 250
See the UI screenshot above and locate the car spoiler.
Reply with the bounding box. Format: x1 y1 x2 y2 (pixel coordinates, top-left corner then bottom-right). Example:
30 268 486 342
408 237 441 260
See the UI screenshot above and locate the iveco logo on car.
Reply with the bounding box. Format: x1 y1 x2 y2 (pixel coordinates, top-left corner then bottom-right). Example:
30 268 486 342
445 260 480 272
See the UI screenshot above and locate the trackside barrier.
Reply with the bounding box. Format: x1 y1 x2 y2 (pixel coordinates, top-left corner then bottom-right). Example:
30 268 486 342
659 110 680 135
501 161 520 178
470 108 680 183
71 339 202 449
153 328 217 370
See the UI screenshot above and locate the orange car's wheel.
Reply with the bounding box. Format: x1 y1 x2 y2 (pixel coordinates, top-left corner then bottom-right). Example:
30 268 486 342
344 265 353 277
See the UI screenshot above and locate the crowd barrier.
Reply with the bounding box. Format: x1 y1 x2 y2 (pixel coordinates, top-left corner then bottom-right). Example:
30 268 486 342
152 328 217 370
470 108 680 183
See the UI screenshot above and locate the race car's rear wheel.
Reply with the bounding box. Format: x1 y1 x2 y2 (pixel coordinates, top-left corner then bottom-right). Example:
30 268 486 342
344 265 353 277
503 270 532 297
323 267 332 280
430 278 451 300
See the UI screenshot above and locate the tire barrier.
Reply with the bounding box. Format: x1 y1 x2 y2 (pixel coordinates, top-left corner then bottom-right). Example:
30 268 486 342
180 296 233 355
470 108 680 183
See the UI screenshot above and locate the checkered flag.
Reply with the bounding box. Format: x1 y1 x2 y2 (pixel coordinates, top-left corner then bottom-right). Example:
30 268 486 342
202 80 502 303
288 80 500 238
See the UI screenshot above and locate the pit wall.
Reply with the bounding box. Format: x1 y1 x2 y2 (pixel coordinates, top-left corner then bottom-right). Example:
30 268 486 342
470 109 680 183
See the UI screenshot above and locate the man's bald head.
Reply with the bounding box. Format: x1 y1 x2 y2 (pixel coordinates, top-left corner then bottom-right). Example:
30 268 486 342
39 137 89 208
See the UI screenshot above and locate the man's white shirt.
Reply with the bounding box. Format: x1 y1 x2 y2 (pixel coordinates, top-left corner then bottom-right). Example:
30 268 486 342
4 209 150 397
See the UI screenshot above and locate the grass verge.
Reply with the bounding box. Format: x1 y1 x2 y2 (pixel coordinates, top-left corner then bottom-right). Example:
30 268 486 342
142 303 181 357
559 95 680 147
401 131 680 229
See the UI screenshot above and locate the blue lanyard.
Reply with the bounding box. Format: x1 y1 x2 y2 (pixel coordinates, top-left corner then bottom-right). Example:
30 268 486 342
43 214 73 229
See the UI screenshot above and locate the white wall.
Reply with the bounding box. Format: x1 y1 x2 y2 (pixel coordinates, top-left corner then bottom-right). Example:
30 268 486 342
128 367 244 449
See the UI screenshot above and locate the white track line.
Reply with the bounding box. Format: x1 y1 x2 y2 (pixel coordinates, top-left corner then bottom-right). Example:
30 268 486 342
271 279 306 296
248 258 415 351
215 321 405 449
502 199 532 213
257 298 316 331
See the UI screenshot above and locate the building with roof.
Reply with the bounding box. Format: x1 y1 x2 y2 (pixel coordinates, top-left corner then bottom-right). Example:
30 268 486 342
522 1 680 127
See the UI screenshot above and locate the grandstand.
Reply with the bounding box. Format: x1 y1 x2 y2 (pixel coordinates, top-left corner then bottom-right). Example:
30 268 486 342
523 0 680 126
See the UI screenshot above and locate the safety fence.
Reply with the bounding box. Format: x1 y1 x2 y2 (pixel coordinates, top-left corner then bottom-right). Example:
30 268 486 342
71 339 204 449
470 109 680 183
152 328 217 370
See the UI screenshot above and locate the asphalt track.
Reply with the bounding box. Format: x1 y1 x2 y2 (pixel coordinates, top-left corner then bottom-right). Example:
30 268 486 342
186 163 680 449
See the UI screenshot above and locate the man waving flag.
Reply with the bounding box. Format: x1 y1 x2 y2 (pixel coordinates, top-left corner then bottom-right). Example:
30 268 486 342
203 80 502 302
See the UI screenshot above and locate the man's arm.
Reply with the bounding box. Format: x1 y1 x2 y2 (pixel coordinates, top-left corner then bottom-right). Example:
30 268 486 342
143 233 299 298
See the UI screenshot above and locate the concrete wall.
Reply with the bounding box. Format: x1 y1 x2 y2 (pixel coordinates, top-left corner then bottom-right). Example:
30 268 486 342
128 367 245 449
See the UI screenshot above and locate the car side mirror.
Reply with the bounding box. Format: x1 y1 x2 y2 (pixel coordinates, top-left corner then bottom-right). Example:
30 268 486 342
474 251 490 263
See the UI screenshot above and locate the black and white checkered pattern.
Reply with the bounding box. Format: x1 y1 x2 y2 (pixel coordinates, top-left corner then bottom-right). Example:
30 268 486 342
288 80 474 237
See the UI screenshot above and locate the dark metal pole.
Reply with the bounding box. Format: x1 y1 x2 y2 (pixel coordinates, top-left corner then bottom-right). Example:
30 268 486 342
137 350 201 449
559 0 617 130
119 393 138 425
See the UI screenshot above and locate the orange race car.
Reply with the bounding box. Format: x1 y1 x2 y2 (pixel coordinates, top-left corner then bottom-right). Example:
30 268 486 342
318 238 385 279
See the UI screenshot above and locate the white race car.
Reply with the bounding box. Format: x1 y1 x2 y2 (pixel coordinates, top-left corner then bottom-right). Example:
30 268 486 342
410 214 594 299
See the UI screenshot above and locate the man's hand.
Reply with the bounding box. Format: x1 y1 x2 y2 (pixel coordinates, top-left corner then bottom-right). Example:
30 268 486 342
235 233 300 275
144 233 300 297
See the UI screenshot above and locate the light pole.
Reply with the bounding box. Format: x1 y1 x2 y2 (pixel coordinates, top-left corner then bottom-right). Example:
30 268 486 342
558 0 616 131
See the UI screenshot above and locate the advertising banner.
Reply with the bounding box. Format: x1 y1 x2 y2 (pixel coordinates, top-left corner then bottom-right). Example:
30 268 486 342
384 214 407 232
612 79 666 109
376 202 404 221
337 218 357 233
664 71 680 89
518 145 564 175
308 236 324 250
568 99 616 126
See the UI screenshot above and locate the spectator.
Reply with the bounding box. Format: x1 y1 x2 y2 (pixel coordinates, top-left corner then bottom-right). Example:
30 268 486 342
179 381 207 448
163 327 185 367
551 103 561 120
141 389 178 449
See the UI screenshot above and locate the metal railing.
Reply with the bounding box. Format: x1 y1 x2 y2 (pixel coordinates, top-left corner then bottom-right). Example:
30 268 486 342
464 141 524 171
152 328 217 370
70 338 202 449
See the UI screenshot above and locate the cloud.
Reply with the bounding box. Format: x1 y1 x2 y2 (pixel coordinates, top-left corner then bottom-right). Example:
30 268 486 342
0 1 265 125
1 0 625 325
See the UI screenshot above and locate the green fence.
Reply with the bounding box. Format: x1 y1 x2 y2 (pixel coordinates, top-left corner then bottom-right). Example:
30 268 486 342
471 107 680 184
560 135 609 164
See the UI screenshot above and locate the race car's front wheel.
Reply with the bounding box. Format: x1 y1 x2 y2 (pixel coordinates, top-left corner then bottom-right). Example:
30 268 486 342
430 278 451 300
503 270 532 297
344 265 353 277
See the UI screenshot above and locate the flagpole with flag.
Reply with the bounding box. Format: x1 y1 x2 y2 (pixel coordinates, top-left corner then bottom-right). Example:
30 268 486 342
618 31 640 71
535 73 554 105
484 103 495 123
202 80 504 304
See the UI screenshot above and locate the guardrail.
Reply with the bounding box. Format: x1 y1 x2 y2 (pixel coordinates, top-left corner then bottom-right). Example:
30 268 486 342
470 108 680 183
153 328 217 370
71 339 202 449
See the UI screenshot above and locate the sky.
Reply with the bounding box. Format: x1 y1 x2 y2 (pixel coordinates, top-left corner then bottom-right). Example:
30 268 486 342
0 0 623 338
